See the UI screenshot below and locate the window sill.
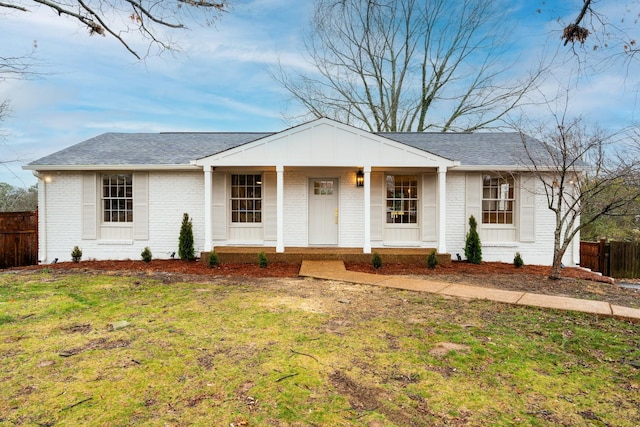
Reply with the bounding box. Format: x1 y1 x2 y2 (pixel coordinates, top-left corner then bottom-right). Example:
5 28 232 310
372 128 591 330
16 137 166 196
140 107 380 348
98 240 134 245
481 224 516 229
230 223 263 228
482 242 518 247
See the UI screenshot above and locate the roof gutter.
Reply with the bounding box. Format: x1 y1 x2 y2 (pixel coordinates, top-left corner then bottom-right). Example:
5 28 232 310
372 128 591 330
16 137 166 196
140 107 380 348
22 164 202 172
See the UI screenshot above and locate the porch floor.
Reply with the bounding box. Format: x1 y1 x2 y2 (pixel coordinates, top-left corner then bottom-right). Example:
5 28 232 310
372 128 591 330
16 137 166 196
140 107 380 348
206 246 450 265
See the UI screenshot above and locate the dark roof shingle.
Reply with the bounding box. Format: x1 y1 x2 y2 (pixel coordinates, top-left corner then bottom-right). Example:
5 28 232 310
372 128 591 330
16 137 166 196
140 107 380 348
29 132 273 166
29 129 551 168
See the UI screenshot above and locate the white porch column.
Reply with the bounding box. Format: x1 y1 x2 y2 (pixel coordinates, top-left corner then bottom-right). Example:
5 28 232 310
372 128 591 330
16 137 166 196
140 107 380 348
276 165 285 253
363 166 372 253
437 166 447 254
203 166 213 252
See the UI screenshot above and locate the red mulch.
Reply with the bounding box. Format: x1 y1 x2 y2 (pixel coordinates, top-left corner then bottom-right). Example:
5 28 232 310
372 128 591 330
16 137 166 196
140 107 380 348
15 258 608 282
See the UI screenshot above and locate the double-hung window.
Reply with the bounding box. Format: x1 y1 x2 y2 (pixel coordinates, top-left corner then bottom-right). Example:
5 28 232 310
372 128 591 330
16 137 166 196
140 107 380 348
386 175 418 224
231 174 262 223
102 174 133 223
482 175 514 224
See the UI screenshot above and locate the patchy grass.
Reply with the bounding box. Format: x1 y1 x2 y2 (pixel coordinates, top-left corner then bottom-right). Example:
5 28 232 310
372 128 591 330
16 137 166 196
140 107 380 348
0 271 639 426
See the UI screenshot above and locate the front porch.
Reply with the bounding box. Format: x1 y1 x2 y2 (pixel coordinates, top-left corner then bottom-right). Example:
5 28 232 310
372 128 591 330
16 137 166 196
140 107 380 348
203 247 451 266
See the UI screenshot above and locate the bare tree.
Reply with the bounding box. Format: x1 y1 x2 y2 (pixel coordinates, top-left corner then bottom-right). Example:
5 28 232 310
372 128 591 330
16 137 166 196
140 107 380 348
0 51 39 117
559 0 640 62
561 0 595 46
520 111 640 279
0 182 37 211
0 0 229 60
272 0 546 132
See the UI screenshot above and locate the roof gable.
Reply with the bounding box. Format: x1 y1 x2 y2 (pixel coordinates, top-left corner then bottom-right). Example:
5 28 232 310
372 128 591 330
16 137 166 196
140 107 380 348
195 118 457 168
25 117 560 172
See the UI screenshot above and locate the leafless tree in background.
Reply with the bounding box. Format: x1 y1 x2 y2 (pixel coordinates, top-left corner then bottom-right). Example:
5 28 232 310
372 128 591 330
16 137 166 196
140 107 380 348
518 105 640 279
559 0 640 66
272 0 546 132
0 0 229 59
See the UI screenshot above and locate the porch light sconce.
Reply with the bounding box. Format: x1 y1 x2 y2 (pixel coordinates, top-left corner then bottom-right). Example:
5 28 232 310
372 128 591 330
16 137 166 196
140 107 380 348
356 169 364 187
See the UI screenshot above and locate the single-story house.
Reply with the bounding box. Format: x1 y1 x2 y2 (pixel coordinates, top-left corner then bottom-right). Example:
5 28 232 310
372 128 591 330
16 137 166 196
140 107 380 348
24 117 580 265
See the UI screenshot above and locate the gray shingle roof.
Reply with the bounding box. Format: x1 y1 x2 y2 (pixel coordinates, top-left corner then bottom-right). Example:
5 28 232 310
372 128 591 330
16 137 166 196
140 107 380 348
378 132 546 166
29 132 273 166
28 128 550 168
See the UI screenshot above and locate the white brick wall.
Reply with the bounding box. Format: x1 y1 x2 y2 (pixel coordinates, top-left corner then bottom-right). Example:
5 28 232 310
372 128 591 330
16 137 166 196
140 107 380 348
39 172 83 263
339 170 364 247
444 173 577 266
39 171 204 262
445 172 467 259
39 169 578 267
283 170 308 246
147 171 204 258
282 169 364 247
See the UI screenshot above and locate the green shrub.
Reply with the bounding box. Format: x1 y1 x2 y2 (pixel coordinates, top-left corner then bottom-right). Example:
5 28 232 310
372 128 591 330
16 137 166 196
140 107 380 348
427 250 439 269
178 213 195 261
258 251 269 268
208 251 220 268
141 247 152 263
71 246 82 263
464 215 482 264
372 252 382 269
514 252 524 268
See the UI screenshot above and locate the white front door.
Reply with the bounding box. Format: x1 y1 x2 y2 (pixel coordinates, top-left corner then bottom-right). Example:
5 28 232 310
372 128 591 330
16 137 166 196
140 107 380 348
308 178 339 245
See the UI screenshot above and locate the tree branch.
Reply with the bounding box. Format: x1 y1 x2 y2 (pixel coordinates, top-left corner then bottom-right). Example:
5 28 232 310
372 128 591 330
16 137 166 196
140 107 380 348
0 1 27 11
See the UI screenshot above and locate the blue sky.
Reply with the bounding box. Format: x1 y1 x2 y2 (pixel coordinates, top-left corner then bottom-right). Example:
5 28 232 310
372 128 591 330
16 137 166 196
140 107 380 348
1 0 638 187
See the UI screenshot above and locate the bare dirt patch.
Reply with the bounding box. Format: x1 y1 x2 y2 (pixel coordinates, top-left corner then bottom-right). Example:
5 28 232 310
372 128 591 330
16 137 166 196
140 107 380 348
11 258 640 308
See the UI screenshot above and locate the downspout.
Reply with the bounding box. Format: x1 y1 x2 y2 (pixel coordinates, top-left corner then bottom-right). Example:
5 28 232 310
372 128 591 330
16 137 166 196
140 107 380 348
34 172 47 263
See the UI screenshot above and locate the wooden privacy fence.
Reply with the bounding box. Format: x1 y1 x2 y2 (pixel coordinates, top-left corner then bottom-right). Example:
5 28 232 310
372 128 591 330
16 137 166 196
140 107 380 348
0 211 38 269
580 240 640 279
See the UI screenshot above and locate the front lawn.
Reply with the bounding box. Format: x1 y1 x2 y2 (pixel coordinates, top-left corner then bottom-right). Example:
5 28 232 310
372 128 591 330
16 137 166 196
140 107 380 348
1 271 638 426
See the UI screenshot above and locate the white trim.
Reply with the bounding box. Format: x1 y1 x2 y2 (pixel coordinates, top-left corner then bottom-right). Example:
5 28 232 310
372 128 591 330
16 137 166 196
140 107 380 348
39 179 47 263
437 166 447 254
195 118 458 169
482 242 519 248
24 164 200 171
97 240 134 245
276 165 284 252
204 167 213 252
451 165 570 172
363 166 371 253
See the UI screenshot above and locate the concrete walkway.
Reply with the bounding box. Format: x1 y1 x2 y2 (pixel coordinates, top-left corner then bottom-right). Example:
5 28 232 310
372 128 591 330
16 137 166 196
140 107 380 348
299 260 640 322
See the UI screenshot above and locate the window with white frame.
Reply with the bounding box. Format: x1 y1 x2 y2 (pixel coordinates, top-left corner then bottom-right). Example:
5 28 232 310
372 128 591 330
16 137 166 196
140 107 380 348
386 175 418 224
482 174 514 224
231 174 262 223
102 174 133 223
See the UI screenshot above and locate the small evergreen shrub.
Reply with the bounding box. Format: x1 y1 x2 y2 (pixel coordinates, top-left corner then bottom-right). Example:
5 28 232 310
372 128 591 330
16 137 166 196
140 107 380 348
258 251 269 268
178 213 195 261
427 250 439 269
141 247 152 263
514 252 524 268
208 251 220 268
71 246 82 263
464 215 482 264
372 252 382 269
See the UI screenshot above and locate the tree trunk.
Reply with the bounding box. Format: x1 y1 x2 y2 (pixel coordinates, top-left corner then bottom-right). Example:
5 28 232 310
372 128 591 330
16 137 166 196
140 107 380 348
549 250 564 280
